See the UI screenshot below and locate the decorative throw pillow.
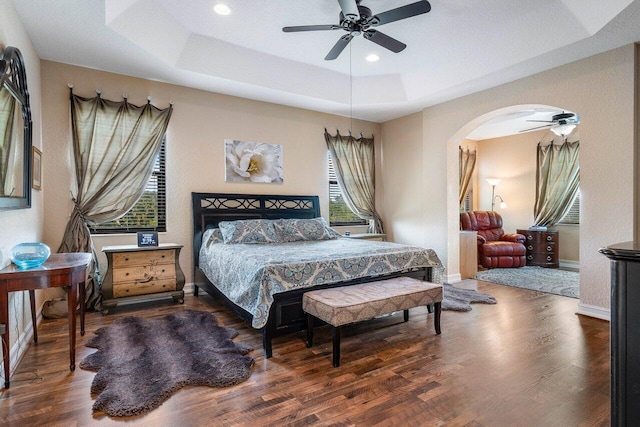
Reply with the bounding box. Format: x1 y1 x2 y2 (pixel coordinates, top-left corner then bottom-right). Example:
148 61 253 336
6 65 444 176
274 217 338 242
203 228 223 245
218 219 279 244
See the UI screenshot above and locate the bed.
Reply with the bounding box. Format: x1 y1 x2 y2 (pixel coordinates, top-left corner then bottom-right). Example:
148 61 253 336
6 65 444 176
192 192 444 358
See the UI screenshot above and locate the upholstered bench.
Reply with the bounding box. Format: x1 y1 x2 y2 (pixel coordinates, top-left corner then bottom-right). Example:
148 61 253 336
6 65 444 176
302 276 443 367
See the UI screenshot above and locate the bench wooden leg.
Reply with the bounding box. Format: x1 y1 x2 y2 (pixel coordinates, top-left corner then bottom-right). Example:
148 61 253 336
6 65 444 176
404 309 409 322
306 314 314 348
332 326 341 367
434 301 442 334
427 303 432 314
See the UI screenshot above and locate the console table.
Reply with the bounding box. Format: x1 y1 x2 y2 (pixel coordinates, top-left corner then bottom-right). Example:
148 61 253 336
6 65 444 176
0 252 91 388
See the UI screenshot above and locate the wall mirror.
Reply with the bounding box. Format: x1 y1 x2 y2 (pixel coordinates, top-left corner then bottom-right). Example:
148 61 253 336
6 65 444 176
0 46 32 209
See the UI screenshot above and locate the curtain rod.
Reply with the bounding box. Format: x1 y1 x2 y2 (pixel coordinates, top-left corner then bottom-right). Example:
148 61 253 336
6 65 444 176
67 83 174 105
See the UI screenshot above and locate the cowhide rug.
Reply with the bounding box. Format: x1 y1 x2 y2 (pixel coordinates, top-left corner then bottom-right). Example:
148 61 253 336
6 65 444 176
80 310 254 417
442 283 497 311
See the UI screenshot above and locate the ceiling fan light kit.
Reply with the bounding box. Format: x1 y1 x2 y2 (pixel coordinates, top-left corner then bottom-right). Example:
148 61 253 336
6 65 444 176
519 112 580 136
283 0 432 60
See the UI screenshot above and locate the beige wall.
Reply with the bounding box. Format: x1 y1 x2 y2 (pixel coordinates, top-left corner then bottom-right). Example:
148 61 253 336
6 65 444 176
476 130 580 263
380 112 423 245
382 45 636 319
39 61 381 286
0 0 44 365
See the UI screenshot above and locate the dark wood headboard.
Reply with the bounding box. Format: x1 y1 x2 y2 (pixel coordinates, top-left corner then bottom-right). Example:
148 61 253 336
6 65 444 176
191 192 321 270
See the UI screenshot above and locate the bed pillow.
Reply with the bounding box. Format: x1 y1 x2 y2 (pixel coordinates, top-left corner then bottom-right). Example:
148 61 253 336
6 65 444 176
218 219 279 244
274 217 339 242
203 228 224 245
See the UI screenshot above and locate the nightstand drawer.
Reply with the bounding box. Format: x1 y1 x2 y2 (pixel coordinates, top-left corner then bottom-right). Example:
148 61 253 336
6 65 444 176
112 264 176 284
113 278 177 298
112 249 175 267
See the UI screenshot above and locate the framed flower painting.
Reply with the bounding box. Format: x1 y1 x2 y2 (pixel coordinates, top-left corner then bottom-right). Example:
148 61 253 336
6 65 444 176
225 139 283 183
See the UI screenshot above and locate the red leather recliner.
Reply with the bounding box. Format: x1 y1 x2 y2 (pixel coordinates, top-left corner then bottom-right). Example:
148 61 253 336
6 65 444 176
460 211 526 269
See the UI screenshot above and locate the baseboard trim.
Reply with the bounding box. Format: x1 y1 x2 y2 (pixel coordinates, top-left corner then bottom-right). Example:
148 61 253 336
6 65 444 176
0 310 38 382
445 273 462 284
577 302 610 321
184 282 195 294
560 259 580 270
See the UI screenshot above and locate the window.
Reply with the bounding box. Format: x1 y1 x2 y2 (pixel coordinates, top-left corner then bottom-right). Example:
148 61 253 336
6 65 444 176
328 151 367 226
461 186 473 213
557 189 580 225
90 137 167 234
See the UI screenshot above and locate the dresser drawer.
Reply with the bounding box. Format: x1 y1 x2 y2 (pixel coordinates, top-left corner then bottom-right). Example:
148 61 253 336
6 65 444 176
112 264 176 284
526 242 556 253
112 249 175 268
113 278 177 298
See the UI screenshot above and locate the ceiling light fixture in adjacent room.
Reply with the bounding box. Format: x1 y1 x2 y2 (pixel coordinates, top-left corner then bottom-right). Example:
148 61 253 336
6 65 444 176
213 3 231 15
550 123 576 138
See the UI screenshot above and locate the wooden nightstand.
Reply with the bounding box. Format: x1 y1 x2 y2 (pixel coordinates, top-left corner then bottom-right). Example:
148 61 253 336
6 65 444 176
345 233 387 241
101 243 185 314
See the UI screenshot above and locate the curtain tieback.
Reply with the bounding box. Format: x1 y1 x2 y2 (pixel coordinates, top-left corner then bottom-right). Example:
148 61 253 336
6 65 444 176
72 198 87 223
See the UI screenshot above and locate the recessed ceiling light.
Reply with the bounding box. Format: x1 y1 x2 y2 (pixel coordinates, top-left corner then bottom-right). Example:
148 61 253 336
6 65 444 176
213 3 231 15
366 54 380 62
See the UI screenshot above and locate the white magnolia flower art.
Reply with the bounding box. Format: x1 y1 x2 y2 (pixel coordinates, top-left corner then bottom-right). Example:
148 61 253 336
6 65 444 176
225 139 283 184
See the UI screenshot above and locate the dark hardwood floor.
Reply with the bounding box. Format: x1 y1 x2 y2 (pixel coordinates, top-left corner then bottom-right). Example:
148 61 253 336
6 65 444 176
0 280 610 426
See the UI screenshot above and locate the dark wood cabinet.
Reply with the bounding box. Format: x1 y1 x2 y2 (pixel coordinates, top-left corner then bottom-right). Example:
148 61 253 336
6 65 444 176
600 241 640 427
517 229 559 268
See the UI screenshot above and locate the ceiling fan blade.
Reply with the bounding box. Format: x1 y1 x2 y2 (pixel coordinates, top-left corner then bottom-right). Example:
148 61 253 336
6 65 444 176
525 120 554 123
283 25 342 32
325 34 354 60
519 124 553 133
363 30 406 53
371 0 431 26
338 0 360 22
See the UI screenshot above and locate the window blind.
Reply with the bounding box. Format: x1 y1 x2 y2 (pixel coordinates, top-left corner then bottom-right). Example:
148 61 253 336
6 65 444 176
328 151 367 226
90 137 167 233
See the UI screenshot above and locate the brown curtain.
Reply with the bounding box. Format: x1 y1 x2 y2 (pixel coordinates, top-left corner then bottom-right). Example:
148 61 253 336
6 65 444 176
534 140 579 226
459 147 476 208
324 129 384 234
55 92 173 314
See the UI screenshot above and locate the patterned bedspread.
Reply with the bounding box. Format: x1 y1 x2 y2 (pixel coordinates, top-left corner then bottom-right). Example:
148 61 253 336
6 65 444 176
199 232 444 329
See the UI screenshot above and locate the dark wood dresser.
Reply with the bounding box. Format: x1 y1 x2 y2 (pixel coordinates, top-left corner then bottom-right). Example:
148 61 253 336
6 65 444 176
517 229 559 268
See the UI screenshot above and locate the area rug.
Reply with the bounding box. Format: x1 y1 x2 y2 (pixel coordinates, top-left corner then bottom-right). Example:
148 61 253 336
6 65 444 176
442 283 497 311
80 310 254 417
474 266 579 298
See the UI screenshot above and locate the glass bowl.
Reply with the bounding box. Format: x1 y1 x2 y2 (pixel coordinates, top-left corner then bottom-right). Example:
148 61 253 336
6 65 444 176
10 242 51 269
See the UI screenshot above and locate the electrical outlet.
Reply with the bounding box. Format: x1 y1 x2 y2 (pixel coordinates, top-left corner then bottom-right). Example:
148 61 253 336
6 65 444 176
0 324 5 335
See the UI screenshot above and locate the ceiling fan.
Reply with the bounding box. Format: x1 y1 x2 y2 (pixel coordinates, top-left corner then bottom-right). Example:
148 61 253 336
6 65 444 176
519 112 580 136
282 0 432 60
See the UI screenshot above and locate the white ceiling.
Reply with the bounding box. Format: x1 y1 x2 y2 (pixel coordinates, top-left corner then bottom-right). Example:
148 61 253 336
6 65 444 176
10 0 640 136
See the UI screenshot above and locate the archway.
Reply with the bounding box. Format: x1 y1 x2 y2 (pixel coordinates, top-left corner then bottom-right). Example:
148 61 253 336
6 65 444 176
446 104 580 283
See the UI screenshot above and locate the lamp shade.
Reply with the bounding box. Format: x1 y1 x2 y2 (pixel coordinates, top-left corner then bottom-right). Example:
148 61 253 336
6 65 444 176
486 178 502 186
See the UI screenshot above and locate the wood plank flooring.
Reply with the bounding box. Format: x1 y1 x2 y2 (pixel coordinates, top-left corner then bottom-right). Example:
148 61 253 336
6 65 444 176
0 280 610 426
